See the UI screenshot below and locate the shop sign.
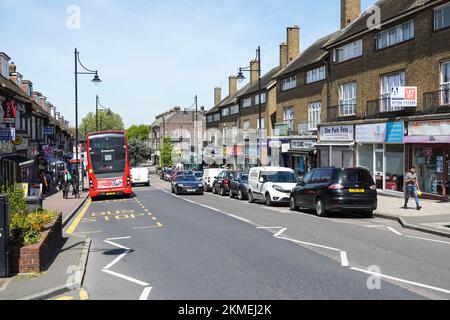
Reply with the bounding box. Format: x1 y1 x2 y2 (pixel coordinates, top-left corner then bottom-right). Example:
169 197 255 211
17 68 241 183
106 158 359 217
391 86 417 107
43 127 55 136
0 127 15 141
282 143 290 153
269 140 281 148
319 125 353 142
290 140 316 150
42 145 55 157
355 123 386 143
1 99 17 124
385 122 404 143
408 120 450 136
423 148 433 157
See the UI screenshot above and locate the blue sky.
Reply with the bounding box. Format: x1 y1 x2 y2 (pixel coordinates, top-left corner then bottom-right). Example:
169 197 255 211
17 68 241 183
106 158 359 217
0 0 372 128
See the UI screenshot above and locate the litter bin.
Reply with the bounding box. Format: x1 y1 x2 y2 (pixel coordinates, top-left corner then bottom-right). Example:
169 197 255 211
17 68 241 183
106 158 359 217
26 196 43 212
0 194 9 277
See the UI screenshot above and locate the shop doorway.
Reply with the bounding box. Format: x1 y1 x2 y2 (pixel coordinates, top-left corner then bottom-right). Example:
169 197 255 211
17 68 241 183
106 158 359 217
375 148 384 189
446 150 450 199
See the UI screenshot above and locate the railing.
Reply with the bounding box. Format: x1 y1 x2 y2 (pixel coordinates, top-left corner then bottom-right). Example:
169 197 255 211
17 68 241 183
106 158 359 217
424 88 450 114
365 98 414 119
328 104 357 122
297 122 317 136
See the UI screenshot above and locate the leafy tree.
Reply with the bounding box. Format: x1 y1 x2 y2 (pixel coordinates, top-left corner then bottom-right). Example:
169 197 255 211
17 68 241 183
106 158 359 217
79 111 125 137
126 125 150 141
128 138 151 167
160 137 173 168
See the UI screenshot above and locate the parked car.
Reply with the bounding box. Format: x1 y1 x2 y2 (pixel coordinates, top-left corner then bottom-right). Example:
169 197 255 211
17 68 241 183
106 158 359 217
193 171 203 182
212 170 233 196
170 170 185 182
171 175 204 195
229 172 249 200
248 167 298 206
289 167 377 217
202 168 223 192
131 167 150 186
161 169 173 181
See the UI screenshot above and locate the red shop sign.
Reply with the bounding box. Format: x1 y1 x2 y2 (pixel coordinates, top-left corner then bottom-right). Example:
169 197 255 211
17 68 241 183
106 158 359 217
2 99 17 123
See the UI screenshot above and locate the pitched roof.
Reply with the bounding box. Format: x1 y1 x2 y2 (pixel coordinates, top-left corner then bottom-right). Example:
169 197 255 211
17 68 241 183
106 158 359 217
276 32 340 78
236 66 281 98
324 0 435 48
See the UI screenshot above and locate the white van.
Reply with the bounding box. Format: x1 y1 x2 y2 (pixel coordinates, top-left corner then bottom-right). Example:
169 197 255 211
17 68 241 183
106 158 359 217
131 167 150 186
203 168 223 192
248 167 298 206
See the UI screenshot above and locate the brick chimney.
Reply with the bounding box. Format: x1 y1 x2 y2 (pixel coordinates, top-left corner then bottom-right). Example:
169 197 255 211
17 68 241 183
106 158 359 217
280 42 288 68
250 60 260 86
39 96 46 109
21 80 33 96
8 61 16 75
341 0 361 29
214 87 222 106
32 91 42 104
229 76 237 97
287 25 300 63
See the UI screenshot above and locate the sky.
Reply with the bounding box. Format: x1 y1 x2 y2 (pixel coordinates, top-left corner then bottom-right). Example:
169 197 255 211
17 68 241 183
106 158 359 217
0 0 373 128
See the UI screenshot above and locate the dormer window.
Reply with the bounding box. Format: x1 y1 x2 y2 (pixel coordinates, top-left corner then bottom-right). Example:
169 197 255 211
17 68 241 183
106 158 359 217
334 40 363 63
0 53 10 78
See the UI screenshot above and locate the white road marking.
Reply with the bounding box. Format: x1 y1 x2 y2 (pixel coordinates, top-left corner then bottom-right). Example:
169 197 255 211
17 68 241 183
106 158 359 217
139 287 153 300
403 235 450 245
107 236 132 241
365 225 385 228
350 267 450 295
276 236 342 252
102 269 150 287
257 226 284 229
340 251 349 267
104 240 130 250
227 214 251 223
133 225 163 230
103 251 130 270
274 228 287 238
387 227 403 236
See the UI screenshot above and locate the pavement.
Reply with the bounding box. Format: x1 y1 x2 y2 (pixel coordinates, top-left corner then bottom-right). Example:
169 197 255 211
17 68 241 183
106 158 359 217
0 190 91 300
375 194 450 238
60 175 450 300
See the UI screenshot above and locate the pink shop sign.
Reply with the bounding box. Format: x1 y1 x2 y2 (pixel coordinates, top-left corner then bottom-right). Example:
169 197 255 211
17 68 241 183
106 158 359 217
404 135 450 144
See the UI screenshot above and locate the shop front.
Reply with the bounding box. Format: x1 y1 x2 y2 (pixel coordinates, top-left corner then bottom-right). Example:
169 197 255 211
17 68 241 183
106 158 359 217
356 122 405 194
317 125 355 168
287 139 317 177
405 119 450 200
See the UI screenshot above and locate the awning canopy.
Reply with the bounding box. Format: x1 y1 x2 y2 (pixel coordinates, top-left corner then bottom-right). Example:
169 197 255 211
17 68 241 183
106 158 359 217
1 154 34 167
316 142 355 147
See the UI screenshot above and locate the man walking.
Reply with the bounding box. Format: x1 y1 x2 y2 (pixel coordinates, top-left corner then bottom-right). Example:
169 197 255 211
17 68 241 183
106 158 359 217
404 166 422 211
62 169 72 199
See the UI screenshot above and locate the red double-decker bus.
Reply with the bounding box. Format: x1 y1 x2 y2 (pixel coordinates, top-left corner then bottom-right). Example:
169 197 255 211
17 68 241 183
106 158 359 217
86 131 132 199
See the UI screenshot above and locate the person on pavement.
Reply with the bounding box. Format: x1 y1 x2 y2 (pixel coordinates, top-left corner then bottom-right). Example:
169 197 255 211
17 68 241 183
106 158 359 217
62 169 72 199
72 169 80 199
404 166 422 211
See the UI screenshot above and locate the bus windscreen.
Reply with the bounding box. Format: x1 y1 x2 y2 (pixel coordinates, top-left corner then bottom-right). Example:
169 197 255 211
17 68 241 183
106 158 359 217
89 134 126 179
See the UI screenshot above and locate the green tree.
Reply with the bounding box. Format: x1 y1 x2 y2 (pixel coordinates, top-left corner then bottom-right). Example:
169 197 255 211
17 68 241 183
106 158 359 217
79 111 125 137
127 125 150 141
160 137 173 168
128 138 152 167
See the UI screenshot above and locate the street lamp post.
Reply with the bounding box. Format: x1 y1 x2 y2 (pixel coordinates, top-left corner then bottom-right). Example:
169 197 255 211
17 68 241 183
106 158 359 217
237 46 262 166
74 48 101 191
184 95 199 169
96 96 112 131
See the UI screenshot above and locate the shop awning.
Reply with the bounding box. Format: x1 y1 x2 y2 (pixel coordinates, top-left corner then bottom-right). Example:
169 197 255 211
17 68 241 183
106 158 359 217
288 148 316 154
1 154 34 167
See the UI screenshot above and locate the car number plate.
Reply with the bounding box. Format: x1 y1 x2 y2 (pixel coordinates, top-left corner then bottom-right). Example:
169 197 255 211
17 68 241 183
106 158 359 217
349 189 365 193
106 192 116 196
188 189 196 192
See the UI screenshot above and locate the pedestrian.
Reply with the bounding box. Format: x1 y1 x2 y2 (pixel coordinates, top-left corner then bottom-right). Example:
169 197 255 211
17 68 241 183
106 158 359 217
72 169 80 198
404 166 422 211
39 171 48 195
61 169 72 199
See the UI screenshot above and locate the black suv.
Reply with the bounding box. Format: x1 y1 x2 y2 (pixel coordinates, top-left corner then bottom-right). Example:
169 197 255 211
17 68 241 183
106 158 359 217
212 170 233 196
290 167 377 217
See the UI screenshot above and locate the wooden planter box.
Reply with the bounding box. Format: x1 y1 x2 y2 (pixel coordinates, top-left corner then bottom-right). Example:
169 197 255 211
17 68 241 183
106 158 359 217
9 214 63 275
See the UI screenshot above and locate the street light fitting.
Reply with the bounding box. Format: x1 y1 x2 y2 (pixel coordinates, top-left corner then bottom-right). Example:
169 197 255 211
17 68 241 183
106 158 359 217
237 68 246 83
92 72 102 86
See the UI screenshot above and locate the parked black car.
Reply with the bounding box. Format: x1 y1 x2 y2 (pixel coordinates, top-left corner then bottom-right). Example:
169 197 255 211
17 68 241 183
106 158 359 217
171 175 204 195
212 170 233 196
290 167 377 217
229 172 249 200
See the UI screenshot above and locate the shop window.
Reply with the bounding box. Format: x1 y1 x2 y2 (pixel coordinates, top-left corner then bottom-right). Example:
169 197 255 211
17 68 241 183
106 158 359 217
358 144 374 175
320 148 329 167
385 144 404 192
412 147 444 195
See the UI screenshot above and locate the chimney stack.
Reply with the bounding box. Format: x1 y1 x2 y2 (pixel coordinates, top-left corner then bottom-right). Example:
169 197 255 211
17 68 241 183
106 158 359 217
8 61 16 75
341 0 361 29
250 60 260 86
21 80 33 96
287 25 300 63
214 87 222 106
280 42 288 68
228 76 237 97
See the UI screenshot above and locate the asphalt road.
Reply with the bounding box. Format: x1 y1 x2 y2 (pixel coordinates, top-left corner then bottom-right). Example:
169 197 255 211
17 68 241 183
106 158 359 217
64 176 450 300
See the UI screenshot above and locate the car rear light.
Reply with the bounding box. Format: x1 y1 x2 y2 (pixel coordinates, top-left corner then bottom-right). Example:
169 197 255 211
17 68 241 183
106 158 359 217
369 185 377 190
224 179 229 186
328 184 344 190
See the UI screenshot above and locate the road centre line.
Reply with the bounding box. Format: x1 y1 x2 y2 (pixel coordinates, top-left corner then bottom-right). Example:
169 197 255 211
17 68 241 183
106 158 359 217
350 267 450 295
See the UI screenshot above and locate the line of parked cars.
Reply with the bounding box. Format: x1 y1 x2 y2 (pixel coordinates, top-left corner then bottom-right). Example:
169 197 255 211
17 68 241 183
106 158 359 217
161 166 378 218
